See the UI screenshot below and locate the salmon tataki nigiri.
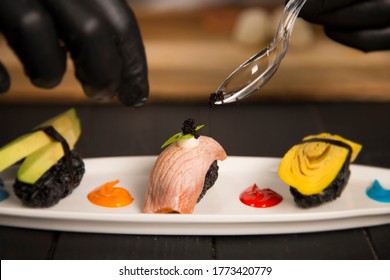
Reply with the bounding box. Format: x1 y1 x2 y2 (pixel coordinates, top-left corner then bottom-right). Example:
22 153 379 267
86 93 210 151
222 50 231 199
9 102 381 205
143 119 227 214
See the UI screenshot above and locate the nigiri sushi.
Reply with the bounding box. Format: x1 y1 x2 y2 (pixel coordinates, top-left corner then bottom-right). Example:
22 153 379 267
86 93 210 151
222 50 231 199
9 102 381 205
0 109 85 207
144 119 227 214
278 133 362 208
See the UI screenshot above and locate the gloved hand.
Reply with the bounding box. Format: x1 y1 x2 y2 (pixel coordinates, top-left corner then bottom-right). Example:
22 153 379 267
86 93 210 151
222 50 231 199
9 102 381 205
298 0 390 52
0 0 149 106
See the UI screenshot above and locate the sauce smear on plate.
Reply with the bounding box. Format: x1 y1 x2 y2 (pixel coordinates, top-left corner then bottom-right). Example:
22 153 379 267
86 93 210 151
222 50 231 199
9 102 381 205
0 179 9 202
366 180 390 203
88 180 133 208
240 184 282 208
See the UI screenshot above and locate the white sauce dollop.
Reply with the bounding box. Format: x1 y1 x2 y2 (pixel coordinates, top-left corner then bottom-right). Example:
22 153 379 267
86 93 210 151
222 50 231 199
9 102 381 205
177 137 199 149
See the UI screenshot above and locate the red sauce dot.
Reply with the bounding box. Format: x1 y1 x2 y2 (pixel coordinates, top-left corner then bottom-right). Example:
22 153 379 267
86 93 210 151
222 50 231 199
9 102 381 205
240 184 283 208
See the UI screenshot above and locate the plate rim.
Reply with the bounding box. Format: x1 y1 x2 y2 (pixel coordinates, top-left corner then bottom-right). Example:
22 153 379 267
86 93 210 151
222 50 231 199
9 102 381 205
1 155 390 234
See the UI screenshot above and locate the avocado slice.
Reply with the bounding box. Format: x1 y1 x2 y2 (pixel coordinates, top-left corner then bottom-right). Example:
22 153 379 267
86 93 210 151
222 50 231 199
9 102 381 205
0 132 55 172
0 109 81 182
17 120 81 184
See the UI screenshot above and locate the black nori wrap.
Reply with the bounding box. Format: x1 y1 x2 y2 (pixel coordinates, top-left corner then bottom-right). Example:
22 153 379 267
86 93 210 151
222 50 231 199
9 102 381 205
12 125 85 207
289 137 353 208
13 150 85 207
290 159 351 208
197 160 219 203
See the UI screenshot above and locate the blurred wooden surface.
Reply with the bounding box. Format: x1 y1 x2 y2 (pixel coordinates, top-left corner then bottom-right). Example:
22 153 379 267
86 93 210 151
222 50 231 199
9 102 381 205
0 7 389 104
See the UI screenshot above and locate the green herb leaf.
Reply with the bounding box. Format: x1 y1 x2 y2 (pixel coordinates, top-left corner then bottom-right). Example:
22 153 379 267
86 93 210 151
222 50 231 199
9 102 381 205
161 124 205 149
161 132 183 149
195 125 205 131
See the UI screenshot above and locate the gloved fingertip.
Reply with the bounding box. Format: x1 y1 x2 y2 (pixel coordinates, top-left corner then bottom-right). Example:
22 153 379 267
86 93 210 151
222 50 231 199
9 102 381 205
325 28 366 52
82 83 118 102
130 96 148 107
31 76 63 89
117 84 149 107
0 63 11 93
325 27 390 52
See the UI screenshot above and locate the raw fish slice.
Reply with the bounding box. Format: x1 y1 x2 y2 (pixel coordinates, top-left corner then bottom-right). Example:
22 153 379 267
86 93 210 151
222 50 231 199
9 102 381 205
144 136 227 214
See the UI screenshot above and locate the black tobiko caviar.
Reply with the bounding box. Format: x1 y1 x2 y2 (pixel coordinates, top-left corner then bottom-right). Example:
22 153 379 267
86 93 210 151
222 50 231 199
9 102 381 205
182 118 199 139
208 91 224 108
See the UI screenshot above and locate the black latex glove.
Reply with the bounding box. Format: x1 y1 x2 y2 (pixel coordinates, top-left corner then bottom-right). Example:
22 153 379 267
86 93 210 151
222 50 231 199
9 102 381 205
0 0 149 106
298 0 390 52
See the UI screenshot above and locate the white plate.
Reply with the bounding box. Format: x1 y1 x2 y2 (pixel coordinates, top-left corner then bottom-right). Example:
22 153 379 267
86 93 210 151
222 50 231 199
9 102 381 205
0 156 390 235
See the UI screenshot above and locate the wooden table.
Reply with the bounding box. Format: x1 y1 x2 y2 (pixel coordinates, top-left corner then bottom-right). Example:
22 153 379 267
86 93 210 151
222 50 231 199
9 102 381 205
0 101 389 259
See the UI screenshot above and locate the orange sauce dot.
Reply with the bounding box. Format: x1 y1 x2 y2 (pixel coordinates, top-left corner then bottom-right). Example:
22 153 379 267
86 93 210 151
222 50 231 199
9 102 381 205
87 180 134 208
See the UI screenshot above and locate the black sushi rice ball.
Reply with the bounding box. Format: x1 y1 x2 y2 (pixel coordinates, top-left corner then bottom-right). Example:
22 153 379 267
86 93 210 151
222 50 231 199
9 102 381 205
289 160 351 208
13 149 85 208
197 160 219 202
